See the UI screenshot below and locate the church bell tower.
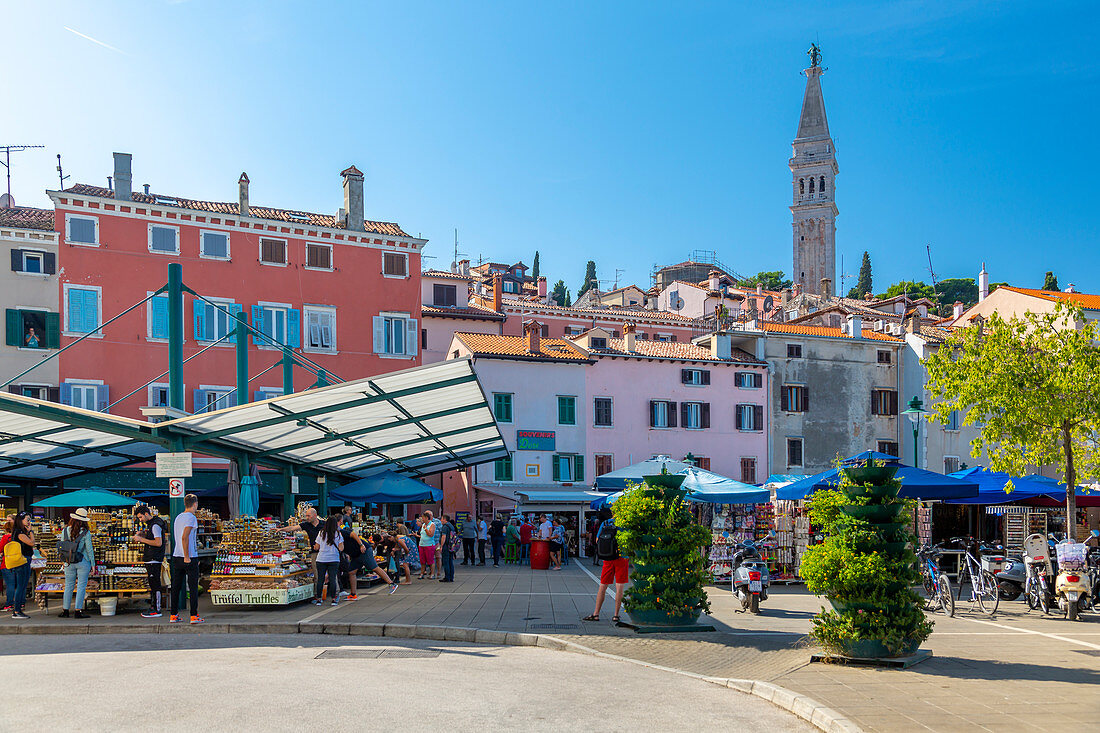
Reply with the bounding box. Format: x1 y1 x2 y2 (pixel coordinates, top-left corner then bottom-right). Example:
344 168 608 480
790 44 838 298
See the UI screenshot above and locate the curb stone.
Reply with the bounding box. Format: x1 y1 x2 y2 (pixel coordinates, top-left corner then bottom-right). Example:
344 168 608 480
2 621 856 731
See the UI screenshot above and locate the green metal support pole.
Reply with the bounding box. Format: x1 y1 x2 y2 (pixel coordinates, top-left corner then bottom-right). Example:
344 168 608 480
282 468 294 519
282 347 294 395
235 313 249 406
167 263 184 412
912 426 919 470
319 476 329 516
316 369 328 388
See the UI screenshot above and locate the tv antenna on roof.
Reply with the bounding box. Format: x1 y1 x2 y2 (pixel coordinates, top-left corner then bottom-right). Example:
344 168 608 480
0 144 45 207
56 154 70 191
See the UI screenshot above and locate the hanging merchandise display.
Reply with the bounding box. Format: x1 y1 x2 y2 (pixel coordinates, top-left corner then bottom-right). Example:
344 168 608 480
208 516 314 605
771 500 805 582
705 502 789 581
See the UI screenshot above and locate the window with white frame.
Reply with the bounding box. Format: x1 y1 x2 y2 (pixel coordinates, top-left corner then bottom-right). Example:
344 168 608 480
650 400 671 428
200 230 230 259
682 401 708 429
64 285 101 335
305 306 336 352
63 381 105 412
736 371 763 389
593 397 613 427
260 237 287 265
736 403 763 431
787 438 804 468
944 456 961 474
260 304 289 346
681 368 710 386
780 384 807 412
194 298 240 343
147 293 170 340
305 242 332 270
202 389 232 413
149 384 170 407
148 224 179 254
373 313 417 356
383 252 408 278
66 214 98 245
787 343 803 358
20 250 45 273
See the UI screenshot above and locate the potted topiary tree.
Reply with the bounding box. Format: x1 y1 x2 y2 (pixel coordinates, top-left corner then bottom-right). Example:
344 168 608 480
798 463 933 658
611 471 712 630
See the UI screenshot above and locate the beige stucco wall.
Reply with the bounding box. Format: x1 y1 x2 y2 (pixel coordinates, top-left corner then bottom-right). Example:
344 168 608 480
1 225 59 394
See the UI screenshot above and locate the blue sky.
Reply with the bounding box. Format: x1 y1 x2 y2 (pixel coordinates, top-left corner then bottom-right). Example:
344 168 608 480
2 1 1097 296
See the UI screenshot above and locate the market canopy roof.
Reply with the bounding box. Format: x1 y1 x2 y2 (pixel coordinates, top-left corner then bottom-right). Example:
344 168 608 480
593 456 697 490
942 467 1051 505
1017 474 1100 508
591 467 768 509
777 463 979 501
0 359 507 483
516 490 603 504
31 488 138 508
329 471 442 504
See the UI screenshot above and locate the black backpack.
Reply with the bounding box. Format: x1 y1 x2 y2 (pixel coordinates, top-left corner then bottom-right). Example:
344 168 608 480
596 522 620 561
57 527 86 564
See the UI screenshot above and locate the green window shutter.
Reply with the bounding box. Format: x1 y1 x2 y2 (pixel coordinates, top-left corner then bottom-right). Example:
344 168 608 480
45 312 61 348
557 397 566 424
552 455 561 482
574 455 584 482
5 309 21 347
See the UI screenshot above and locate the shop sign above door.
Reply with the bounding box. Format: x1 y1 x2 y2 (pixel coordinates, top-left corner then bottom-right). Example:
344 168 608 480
516 430 555 452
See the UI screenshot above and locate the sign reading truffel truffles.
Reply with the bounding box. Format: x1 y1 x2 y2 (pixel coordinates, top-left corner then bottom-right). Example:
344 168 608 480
516 430 555 451
210 584 314 606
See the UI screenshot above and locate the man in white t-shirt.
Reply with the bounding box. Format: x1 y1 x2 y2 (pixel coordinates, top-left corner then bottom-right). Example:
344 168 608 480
539 514 553 540
477 517 489 565
169 494 203 625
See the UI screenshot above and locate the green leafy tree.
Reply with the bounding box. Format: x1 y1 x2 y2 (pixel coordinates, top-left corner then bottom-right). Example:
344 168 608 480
877 280 938 301
532 251 540 281
847 251 873 299
924 302 1100 540
577 260 598 299
1042 271 1059 291
738 270 792 291
936 278 979 309
550 279 571 307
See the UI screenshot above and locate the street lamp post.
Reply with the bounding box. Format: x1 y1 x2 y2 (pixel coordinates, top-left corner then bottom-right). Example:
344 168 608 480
901 396 927 468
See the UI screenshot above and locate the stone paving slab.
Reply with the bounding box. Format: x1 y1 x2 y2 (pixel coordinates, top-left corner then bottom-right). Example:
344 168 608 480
8 560 1100 731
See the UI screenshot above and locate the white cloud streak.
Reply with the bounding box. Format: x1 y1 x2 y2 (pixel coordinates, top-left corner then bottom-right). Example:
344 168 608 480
63 26 127 55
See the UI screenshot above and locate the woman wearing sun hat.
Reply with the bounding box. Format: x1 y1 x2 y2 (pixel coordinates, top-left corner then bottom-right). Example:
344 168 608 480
59 508 96 619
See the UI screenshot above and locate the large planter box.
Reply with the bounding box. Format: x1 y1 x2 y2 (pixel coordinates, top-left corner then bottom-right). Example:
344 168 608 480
628 608 701 627
830 637 921 659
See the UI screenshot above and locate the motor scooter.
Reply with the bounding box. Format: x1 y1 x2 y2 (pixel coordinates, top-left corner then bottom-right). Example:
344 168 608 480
994 554 1027 601
1054 540 1091 621
732 539 769 614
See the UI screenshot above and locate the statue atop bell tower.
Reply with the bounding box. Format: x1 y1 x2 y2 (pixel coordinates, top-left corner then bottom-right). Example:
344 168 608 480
790 45 837 298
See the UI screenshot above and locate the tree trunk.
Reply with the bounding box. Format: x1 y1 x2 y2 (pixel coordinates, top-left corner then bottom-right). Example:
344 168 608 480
1062 422 1077 542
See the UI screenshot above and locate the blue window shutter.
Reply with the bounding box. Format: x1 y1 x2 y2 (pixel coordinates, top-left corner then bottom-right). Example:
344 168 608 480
60 382 72 405
226 390 238 408
253 390 266 402
287 308 301 348
227 303 243 344
193 389 207 413
67 290 81 332
151 296 169 339
96 384 109 412
372 316 385 354
193 301 205 340
85 290 99 333
251 305 265 345
405 317 418 356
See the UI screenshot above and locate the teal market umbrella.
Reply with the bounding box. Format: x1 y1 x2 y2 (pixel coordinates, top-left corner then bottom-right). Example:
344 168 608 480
239 475 260 517
32 488 138 508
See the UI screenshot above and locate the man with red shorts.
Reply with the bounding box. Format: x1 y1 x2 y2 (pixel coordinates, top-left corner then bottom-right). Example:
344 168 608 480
583 509 629 625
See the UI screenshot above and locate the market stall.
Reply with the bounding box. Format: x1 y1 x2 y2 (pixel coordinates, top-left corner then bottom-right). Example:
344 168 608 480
208 515 314 606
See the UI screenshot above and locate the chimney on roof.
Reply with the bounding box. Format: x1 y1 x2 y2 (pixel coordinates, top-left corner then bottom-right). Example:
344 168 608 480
525 320 542 354
978 263 989 302
238 172 250 217
623 322 637 353
710 331 732 360
780 288 792 310
820 277 832 299
793 283 802 298
1064 283 1076 293
756 283 763 296
864 292 874 301
905 310 920 335
708 270 721 291
538 276 547 300
645 292 657 310
341 166 364 231
112 152 132 201
953 301 964 319
847 314 863 339
492 273 503 313
107 176 112 191
458 259 470 276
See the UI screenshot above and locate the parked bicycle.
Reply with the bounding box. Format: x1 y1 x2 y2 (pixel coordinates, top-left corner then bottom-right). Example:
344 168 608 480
951 537 999 616
917 543 954 617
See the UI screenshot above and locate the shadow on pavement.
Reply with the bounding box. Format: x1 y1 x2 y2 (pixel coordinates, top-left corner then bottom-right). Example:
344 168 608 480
907 655 1100 685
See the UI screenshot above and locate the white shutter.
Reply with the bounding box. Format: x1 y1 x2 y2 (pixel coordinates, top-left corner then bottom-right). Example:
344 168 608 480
372 316 385 354
405 318 418 356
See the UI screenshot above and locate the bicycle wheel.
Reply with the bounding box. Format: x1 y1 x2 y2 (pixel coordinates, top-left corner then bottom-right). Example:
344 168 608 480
922 569 935 603
956 565 969 601
937 573 955 617
1025 572 1040 610
975 570 999 616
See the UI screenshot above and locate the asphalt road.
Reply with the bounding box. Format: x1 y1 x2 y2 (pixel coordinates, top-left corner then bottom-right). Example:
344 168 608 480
3 634 812 732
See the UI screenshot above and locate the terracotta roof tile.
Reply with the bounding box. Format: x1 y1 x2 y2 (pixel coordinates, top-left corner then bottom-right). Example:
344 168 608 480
422 270 473 281
422 304 506 321
0 206 54 231
999 286 1100 311
748 321 903 342
492 296 694 324
585 338 764 364
454 333 591 362
60 184 411 238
